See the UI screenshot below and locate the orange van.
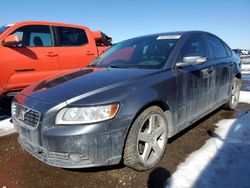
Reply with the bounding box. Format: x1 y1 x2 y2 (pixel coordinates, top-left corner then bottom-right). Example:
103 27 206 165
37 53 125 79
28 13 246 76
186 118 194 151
0 21 111 98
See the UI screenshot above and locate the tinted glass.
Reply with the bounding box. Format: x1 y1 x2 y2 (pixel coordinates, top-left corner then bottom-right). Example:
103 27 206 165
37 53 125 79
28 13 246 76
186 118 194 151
223 43 232 57
207 35 227 59
12 25 53 47
0 25 10 34
57 27 88 46
178 34 209 61
89 35 178 69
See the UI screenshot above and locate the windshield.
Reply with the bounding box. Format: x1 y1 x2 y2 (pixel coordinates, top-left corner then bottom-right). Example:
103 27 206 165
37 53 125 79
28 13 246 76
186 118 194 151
89 35 179 69
0 24 12 35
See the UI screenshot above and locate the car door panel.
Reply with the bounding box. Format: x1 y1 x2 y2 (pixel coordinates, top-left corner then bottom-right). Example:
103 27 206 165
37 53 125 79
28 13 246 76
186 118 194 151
175 34 216 125
206 34 232 104
1 24 59 92
56 26 98 70
213 59 231 103
176 60 216 124
5 56 59 91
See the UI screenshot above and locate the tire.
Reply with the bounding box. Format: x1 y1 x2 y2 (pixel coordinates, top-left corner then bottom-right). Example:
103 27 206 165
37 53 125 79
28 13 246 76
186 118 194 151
224 77 241 110
124 106 168 171
0 96 12 116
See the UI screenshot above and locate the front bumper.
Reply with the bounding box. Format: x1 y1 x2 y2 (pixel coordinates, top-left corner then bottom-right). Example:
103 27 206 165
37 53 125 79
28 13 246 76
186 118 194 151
13 93 133 168
14 117 131 168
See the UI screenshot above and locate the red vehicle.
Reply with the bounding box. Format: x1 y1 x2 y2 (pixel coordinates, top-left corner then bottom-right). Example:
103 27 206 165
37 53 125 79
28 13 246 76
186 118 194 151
0 21 111 98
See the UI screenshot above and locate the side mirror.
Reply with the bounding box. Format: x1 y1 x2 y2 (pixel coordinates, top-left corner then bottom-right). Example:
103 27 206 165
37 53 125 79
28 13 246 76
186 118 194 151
2 34 22 47
176 56 207 68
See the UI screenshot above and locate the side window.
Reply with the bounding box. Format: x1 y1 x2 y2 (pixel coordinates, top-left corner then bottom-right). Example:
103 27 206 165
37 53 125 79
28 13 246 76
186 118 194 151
12 25 53 47
223 43 232 57
178 34 209 62
207 35 227 59
57 27 88 46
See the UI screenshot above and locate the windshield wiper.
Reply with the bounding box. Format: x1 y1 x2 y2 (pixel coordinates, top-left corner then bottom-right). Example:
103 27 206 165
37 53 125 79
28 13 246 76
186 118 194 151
87 64 141 69
109 65 131 68
86 64 98 67
108 64 144 69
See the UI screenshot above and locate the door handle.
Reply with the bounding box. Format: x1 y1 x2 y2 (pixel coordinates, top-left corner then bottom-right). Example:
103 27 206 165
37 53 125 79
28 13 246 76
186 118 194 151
207 66 215 73
201 66 215 79
86 51 95 56
46 52 58 57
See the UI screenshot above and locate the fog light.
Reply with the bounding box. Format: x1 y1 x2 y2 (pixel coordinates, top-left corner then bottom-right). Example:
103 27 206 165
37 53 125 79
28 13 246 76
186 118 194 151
69 154 82 161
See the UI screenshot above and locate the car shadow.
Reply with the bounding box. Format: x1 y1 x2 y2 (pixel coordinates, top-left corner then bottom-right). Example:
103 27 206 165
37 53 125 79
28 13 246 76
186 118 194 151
148 167 171 188
65 162 125 173
11 47 38 60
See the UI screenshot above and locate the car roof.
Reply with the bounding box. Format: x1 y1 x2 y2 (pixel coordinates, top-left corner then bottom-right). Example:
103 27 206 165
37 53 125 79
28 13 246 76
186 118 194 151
127 31 210 41
11 20 87 29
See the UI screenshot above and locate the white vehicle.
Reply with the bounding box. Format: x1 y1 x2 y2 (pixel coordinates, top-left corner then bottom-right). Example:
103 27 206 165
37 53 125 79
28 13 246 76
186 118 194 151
241 49 249 55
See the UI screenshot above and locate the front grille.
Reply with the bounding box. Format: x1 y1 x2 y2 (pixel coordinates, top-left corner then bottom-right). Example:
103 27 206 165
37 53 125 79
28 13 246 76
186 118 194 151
12 102 41 127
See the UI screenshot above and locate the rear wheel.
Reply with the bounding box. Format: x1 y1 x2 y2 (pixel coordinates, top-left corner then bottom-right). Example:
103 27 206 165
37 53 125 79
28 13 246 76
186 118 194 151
124 106 168 171
224 77 241 110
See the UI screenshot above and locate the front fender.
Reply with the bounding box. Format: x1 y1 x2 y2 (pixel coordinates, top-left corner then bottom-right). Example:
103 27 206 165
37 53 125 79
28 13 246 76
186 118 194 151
0 74 4 95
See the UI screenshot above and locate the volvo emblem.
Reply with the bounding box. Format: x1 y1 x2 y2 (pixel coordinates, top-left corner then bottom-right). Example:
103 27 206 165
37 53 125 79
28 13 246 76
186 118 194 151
18 109 29 121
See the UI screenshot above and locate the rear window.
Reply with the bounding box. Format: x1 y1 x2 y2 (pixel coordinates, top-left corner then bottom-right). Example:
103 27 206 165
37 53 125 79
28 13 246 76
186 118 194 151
207 35 227 59
57 27 88 46
223 43 232 57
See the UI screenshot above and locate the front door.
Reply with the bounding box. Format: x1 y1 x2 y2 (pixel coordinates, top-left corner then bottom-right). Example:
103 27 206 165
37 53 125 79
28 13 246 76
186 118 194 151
175 34 216 124
1 25 59 92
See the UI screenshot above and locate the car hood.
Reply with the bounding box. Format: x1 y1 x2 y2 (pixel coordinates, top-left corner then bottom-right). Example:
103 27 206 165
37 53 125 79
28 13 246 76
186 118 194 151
21 67 157 104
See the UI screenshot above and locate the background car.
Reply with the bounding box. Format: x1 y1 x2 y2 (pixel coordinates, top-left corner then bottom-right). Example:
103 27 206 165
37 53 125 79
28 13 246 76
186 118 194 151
241 49 249 55
232 49 242 56
0 21 111 99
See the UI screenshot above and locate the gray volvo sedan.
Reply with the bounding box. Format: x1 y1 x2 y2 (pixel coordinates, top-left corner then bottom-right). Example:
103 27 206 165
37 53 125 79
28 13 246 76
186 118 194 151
12 31 241 171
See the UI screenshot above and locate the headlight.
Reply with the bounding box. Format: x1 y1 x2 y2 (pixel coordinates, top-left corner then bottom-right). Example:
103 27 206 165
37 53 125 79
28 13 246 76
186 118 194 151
55 104 119 124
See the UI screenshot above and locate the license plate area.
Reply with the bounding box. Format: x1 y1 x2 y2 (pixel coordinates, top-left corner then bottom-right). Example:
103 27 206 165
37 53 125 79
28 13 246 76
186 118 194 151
14 118 41 146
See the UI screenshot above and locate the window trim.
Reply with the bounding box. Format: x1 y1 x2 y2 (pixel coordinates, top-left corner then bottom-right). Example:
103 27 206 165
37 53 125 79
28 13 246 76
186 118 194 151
54 26 89 47
9 24 55 48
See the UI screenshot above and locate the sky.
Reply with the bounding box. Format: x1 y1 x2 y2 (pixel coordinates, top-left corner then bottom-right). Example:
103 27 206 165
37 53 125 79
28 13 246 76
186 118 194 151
1 0 250 49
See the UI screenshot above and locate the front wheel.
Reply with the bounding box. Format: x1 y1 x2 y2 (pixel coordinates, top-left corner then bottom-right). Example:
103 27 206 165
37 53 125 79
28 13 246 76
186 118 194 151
124 106 168 171
224 77 241 110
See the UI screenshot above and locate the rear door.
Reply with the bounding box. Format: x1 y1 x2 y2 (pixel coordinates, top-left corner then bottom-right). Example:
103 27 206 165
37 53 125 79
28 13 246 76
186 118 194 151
56 26 98 70
206 34 232 103
174 34 216 124
1 25 59 92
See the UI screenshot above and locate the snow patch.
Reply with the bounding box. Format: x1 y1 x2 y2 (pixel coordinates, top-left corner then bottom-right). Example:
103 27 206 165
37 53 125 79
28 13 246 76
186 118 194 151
241 71 250 74
0 117 15 137
165 91 250 188
239 91 250 103
241 64 250 74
